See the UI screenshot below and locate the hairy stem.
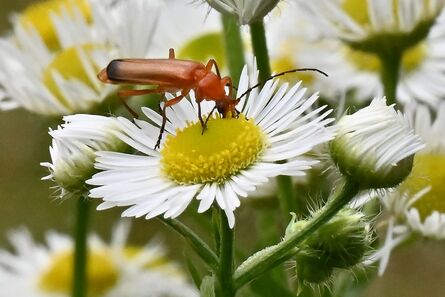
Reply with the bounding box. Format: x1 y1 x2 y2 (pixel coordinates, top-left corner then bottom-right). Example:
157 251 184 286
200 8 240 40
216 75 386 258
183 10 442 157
72 196 90 297
218 210 235 297
222 15 245 86
158 218 219 271
234 180 360 288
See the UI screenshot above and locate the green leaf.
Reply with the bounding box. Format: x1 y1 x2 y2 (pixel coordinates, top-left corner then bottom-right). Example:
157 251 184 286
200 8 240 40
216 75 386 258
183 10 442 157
184 252 202 289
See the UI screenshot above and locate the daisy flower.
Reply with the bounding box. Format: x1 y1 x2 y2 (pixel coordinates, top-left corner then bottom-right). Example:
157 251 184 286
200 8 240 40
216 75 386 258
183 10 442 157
330 97 424 190
41 114 128 199
204 0 280 25
370 103 445 274
296 0 445 43
0 222 198 297
0 0 160 115
266 2 445 108
86 64 335 228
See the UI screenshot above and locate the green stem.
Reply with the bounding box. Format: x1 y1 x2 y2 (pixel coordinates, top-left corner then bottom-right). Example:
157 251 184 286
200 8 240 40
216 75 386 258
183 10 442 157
222 15 245 86
218 210 235 297
277 175 297 217
249 20 271 82
233 180 360 289
378 50 402 106
250 19 297 218
158 218 219 271
72 196 90 297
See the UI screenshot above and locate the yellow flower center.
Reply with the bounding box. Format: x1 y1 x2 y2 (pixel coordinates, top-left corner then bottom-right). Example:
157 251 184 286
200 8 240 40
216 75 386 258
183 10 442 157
178 33 226 70
39 249 119 296
19 0 91 50
346 42 426 73
399 153 445 219
161 115 266 184
43 44 100 107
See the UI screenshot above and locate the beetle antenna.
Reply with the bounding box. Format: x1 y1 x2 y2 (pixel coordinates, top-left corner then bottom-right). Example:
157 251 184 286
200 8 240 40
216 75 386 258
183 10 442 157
236 68 328 101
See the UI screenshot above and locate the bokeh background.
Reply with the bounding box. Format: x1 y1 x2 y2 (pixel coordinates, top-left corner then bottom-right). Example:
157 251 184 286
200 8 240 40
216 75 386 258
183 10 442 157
0 1 444 296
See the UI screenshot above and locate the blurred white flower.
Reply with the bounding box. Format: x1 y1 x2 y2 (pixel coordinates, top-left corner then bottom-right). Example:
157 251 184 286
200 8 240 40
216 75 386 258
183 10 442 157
266 2 445 109
0 0 160 115
330 97 424 189
296 0 445 42
370 103 445 274
0 222 198 297
87 65 334 228
205 0 280 25
41 114 127 199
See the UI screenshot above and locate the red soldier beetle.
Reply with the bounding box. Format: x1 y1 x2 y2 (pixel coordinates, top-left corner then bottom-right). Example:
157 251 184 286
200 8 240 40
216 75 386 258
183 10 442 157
97 48 327 149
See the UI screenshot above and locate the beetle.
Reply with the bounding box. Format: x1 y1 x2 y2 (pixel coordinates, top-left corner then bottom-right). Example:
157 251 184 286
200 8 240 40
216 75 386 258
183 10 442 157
98 48 238 149
98 48 327 149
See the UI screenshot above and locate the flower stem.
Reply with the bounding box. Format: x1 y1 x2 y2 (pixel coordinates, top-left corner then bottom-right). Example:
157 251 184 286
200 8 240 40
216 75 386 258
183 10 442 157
250 19 297 218
158 218 219 271
218 210 235 297
72 196 90 297
233 180 360 289
250 20 271 82
222 15 245 86
378 50 402 105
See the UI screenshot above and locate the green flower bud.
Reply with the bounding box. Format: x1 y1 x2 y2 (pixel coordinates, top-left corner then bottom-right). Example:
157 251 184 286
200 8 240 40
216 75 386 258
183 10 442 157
286 208 373 284
330 97 424 189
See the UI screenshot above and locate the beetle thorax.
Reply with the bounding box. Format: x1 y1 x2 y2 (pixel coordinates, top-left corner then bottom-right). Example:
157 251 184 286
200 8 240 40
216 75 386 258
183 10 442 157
195 72 226 101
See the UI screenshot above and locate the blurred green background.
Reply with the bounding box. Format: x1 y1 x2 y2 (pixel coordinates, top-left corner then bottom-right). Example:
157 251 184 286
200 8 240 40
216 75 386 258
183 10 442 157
1 1 444 297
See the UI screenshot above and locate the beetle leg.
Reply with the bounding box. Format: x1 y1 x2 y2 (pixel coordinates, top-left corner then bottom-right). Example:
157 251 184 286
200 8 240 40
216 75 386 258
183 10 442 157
203 105 217 133
205 59 222 78
155 89 190 150
169 48 175 59
197 101 206 134
118 87 167 118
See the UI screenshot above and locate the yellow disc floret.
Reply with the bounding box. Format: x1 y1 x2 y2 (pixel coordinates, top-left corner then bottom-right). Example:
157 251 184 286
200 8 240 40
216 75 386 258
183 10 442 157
399 153 445 219
39 249 119 296
161 115 266 184
19 0 91 50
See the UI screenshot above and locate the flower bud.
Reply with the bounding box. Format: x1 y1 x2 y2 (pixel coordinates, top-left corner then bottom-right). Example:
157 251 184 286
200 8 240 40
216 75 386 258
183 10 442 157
41 115 127 198
286 208 373 284
330 97 424 189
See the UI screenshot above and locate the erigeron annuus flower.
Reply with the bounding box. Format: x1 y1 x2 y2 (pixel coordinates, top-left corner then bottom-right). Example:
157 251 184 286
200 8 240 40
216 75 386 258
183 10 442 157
296 0 445 44
41 114 128 199
267 2 445 109
330 97 424 189
0 222 198 297
87 64 335 228
204 0 280 25
0 0 159 115
368 103 445 274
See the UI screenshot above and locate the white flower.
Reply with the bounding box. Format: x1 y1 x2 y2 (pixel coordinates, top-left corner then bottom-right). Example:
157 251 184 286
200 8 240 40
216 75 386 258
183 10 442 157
330 97 424 189
266 2 445 109
86 64 335 228
0 222 198 297
296 0 445 42
41 114 127 199
0 0 160 115
205 0 280 25
370 103 445 274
